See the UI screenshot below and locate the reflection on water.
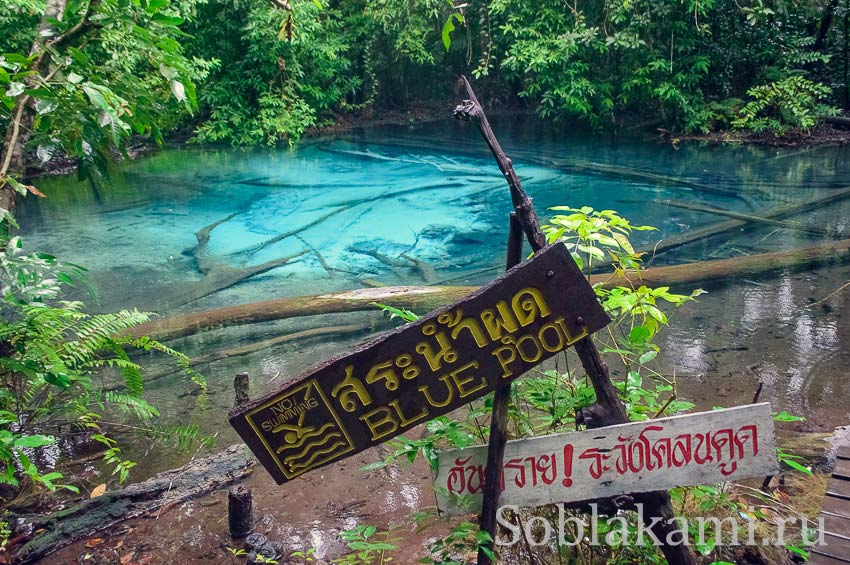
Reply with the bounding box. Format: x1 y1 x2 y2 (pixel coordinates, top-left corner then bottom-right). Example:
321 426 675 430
661 268 850 427
14 117 850 476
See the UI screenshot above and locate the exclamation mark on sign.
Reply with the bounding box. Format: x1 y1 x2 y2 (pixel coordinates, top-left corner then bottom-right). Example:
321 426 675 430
562 444 574 487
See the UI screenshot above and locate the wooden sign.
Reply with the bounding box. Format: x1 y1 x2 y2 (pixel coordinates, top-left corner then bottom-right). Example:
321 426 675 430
434 403 779 515
229 242 609 484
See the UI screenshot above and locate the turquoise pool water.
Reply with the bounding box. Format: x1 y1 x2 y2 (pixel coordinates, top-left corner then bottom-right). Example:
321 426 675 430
15 117 850 477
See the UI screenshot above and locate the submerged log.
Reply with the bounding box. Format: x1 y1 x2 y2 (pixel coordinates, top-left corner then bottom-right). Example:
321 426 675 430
365 136 765 205
13 444 254 564
133 286 474 341
171 249 309 307
193 212 240 275
655 199 833 237
188 323 372 366
132 238 850 341
826 116 850 128
646 185 850 259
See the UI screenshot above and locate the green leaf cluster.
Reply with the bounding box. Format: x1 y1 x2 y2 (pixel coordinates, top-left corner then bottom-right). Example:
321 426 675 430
733 75 838 134
0 226 208 502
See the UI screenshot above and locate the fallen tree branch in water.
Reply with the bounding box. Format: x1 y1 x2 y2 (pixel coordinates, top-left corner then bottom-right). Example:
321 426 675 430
187 322 372 366
364 135 767 206
402 253 438 284
644 185 850 260
172 249 309 307
132 238 850 341
192 212 239 275
295 234 336 277
654 199 834 237
808 279 850 307
111 322 377 391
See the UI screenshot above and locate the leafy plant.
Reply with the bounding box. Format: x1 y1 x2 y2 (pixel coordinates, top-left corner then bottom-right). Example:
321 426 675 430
733 75 838 134
290 547 317 562
371 205 704 562
0 0 209 210
0 225 208 502
333 524 400 565
419 520 493 565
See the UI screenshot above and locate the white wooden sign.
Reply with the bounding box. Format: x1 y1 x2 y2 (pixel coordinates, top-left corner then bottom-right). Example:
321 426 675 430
434 403 778 516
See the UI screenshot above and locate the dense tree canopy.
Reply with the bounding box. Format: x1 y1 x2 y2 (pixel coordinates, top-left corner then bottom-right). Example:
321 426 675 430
1 0 848 198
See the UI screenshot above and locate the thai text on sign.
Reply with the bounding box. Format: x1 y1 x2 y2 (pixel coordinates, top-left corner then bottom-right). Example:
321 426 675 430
434 403 778 515
229 242 609 484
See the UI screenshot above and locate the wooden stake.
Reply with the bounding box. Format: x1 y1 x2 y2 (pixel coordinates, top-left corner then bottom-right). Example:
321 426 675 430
228 485 253 538
477 213 523 564
234 372 250 407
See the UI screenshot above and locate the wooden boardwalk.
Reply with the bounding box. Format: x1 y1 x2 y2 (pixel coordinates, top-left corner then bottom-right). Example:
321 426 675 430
810 446 850 564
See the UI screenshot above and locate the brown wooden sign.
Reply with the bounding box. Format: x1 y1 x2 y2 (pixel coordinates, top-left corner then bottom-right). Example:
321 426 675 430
229 242 609 484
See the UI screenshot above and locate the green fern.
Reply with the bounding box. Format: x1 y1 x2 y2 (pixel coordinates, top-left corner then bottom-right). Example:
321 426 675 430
1 235 209 494
103 392 160 420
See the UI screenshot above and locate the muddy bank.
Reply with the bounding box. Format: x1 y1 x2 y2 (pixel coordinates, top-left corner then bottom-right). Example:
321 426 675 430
37 440 448 565
26 427 842 564
673 123 850 148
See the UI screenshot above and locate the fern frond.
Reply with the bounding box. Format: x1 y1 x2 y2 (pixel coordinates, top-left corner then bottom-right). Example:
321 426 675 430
103 391 159 420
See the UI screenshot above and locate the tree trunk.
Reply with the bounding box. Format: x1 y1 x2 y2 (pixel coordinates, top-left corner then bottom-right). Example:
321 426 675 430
130 238 850 342
12 444 254 564
0 0 68 217
814 0 840 52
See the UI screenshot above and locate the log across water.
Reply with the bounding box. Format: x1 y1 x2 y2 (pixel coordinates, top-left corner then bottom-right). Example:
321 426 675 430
132 238 850 342
13 445 254 564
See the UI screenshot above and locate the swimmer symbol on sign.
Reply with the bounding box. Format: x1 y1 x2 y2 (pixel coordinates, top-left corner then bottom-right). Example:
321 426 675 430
245 379 354 479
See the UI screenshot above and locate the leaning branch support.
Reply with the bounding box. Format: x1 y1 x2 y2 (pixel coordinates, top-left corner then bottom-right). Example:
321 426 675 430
462 76 694 564
131 238 850 342
13 445 254 564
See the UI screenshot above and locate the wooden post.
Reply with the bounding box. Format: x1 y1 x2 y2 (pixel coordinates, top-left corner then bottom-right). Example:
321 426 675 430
234 371 250 407
477 214 524 564
455 76 696 565
228 485 253 538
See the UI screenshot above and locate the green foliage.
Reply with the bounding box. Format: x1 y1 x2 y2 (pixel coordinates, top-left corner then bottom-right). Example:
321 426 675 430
733 75 838 134
290 547 316 562
185 0 463 145
367 205 707 562
333 524 400 565
188 0 351 145
419 520 493 564
485 0 718 130
5 0 846 152
0 0 208 185
372 302 420 323
776 447 812 476
543 205 656 271
0 224 208 498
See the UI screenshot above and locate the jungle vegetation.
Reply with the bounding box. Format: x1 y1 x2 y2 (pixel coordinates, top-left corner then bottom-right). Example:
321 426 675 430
1 0 850 199
0 0 840 554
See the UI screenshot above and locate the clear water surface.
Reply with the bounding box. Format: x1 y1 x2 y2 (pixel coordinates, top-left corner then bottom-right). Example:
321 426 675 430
16 117 850 478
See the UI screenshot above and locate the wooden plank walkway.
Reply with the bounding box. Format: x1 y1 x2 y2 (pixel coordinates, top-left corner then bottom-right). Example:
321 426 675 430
810 446 850 564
